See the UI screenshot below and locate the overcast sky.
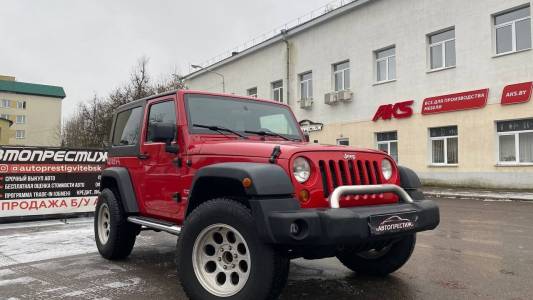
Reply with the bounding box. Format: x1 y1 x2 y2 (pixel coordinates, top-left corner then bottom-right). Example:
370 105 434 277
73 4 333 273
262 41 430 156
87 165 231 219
0 0 330 119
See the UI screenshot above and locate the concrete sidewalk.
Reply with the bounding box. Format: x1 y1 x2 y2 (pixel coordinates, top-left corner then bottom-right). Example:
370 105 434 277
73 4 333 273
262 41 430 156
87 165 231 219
422 186 533 201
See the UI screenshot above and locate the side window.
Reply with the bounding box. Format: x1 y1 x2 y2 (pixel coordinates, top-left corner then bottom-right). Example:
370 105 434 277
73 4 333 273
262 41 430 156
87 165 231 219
146 100 177 142
112 107 143 146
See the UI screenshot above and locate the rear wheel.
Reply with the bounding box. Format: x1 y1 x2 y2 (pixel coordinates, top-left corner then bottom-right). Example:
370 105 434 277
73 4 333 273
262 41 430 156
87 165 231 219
177 198 289 300
94 188 139 260
337 234 416 276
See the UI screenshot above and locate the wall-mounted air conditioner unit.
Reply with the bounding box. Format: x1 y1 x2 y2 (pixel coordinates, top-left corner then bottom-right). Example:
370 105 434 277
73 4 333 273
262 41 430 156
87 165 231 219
338 90 353 102
299 98 313 109
324 92 338 105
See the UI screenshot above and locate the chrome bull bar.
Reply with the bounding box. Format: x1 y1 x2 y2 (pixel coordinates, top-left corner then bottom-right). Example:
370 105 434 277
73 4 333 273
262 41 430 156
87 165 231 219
328 184 415 208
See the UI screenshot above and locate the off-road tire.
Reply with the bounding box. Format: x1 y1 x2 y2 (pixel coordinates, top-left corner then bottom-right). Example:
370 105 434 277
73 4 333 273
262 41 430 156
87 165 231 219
176 198 290 300
94 188 139 260
337 234 416 276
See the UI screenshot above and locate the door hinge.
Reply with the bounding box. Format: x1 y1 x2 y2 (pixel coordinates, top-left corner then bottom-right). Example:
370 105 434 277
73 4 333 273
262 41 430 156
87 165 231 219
172 192 181 203
173 157 182 167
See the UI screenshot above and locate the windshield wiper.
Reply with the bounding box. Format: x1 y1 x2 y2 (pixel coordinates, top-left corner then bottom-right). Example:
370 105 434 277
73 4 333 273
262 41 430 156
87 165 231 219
193 124 248 139
244 129 297 141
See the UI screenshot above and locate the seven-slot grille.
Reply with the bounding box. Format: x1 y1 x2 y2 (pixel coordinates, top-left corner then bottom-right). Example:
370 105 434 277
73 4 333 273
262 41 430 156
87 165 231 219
318 159 383 197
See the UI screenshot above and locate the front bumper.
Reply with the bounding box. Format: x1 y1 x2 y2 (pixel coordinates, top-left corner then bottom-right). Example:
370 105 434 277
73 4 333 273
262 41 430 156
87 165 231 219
251 185 439 246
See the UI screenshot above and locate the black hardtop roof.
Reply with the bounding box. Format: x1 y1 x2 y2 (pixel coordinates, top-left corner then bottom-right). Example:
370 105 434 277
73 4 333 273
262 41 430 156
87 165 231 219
115 90 179 113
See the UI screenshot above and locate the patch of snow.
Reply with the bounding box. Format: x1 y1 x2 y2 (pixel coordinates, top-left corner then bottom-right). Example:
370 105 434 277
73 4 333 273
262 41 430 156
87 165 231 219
0 224 96 265
0 276 37 287
104 277 141 288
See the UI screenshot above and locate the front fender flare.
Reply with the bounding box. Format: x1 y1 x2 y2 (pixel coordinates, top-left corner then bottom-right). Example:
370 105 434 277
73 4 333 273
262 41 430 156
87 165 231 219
398 166 424 200
190 162 294 197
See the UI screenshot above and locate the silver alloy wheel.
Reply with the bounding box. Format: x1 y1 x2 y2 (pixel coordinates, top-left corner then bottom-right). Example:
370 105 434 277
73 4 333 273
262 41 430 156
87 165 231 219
192 223 251 297
98 203 111 244
357 244 393 259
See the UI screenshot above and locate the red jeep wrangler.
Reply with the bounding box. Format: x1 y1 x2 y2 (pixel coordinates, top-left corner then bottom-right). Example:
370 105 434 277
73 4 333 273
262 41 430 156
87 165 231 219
95 90 439 300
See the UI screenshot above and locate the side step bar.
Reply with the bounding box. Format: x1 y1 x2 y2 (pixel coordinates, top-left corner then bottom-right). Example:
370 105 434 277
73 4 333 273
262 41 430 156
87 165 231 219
127 216 182 235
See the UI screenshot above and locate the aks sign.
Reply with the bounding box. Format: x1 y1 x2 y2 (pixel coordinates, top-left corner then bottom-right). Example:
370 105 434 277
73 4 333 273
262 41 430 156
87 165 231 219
372 100 414 122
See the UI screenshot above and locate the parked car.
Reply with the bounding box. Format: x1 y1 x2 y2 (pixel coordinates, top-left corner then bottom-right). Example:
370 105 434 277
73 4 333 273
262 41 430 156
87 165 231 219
95 90 440 300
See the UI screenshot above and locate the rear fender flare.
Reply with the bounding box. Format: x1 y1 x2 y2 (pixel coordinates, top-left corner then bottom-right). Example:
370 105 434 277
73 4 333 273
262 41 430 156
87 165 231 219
100 167 139 213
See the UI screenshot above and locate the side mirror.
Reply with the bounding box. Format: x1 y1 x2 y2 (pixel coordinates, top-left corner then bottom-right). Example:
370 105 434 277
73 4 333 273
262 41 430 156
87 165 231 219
150 122 177 145
304 133 310 142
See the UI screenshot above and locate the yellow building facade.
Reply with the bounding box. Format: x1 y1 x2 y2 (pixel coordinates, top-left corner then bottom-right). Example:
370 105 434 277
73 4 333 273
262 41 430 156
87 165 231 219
0 117 13 144
0 76 65 146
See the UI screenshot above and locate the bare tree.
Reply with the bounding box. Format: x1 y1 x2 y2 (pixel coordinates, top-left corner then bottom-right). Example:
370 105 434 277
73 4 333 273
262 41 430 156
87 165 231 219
61 57 184 148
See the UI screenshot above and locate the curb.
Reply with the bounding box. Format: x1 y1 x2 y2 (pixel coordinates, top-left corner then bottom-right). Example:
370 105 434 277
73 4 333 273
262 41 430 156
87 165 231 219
423 190 533 202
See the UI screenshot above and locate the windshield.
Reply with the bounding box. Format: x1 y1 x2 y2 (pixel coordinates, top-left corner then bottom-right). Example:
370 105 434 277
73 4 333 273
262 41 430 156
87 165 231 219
185 94 302 140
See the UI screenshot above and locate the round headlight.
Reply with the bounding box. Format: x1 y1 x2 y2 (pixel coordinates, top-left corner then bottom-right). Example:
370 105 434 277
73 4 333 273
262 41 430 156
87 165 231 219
293 157 311 183
381 159 393 181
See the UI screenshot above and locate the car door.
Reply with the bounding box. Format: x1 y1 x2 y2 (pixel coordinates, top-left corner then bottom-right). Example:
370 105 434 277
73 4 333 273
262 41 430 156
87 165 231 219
139 97 182 219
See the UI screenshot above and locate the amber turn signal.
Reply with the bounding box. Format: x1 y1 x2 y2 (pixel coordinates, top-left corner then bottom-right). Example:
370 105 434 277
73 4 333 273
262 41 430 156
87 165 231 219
298 189 310 203
242 177 253 188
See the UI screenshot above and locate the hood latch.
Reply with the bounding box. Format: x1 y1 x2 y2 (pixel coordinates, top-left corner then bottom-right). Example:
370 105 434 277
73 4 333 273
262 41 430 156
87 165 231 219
269 145 281 163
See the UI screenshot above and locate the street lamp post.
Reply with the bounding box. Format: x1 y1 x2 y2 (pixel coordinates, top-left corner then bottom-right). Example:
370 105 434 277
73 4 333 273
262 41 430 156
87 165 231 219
191 64 225 93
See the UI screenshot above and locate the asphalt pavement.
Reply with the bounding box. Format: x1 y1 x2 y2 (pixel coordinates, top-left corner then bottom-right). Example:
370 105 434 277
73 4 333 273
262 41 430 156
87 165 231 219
1 197 532 300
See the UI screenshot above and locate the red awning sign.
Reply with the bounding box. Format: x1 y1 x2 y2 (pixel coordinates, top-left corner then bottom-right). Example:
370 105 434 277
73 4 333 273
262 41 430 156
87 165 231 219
421 89 489 115
501 82 533 105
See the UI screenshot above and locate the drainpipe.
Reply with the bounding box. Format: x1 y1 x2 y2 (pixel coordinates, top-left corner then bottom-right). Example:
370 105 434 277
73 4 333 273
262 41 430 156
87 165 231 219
281 29 290 105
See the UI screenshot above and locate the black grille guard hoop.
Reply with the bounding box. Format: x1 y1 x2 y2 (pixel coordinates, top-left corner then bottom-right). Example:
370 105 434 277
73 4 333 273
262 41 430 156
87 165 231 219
328 184 415 208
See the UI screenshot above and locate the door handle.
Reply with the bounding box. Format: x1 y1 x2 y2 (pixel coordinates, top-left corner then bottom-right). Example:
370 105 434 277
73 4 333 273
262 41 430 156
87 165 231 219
137 153 150 160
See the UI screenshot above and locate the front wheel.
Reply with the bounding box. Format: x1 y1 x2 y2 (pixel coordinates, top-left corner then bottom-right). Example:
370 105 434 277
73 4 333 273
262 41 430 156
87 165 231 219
337 234 416 276
177 199 289 300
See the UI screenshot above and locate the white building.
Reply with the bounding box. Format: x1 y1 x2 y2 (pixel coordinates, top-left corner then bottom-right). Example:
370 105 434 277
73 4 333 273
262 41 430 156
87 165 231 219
185 0 533 189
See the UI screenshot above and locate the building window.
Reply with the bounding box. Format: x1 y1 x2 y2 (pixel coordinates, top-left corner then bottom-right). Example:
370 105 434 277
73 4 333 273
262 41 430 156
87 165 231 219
333 61 350 91
1 99 10 108
0 114 9 120
247 87 257 98
336 138 349 146
15 130 25 139
299 72 313 100
375 47 396 82
497 119 533 164
271 80 283 102
16 101 26 109
15 115 25 124
430 126 458 165
376 131 398 162
429 28 456 70
494 6 531 55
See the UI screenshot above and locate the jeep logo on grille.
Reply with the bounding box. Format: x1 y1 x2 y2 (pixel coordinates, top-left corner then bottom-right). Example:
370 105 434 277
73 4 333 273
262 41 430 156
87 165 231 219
343 153 356 160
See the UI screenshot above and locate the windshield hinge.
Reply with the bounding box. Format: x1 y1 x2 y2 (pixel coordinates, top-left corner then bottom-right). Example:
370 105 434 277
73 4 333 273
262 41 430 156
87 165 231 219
269 145 282 163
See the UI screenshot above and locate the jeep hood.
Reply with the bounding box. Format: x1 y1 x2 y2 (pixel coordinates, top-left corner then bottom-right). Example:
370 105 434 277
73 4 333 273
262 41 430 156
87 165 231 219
193 139 384 159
